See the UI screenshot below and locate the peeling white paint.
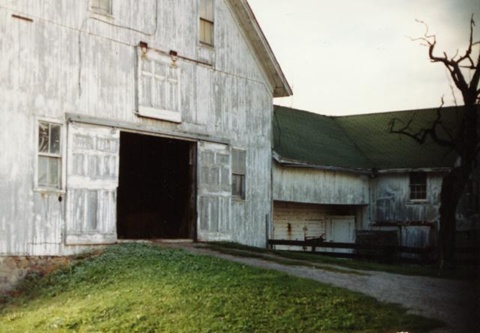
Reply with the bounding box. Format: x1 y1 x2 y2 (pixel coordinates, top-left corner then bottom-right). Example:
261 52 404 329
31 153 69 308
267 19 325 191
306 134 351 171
1 0 278 255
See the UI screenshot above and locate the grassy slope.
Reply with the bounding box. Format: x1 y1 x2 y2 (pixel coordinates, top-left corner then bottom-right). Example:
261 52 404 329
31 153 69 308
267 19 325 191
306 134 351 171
0 243 442 333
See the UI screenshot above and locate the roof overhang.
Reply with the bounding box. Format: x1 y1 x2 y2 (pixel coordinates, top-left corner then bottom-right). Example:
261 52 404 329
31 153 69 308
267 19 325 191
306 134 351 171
273 152 371 175
227 0 292 97
273 152 452 176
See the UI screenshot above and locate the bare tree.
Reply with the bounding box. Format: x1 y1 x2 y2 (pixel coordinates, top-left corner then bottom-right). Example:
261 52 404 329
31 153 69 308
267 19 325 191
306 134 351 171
390 15 479 269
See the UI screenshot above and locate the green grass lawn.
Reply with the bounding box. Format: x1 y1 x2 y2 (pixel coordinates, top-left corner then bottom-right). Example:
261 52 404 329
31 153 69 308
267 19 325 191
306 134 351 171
0 243 443 332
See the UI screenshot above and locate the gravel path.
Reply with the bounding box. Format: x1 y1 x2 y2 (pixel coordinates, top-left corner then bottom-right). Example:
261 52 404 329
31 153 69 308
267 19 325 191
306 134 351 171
165 243 479 333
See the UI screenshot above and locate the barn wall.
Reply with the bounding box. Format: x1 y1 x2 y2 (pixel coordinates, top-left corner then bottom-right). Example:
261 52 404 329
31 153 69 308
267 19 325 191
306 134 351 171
367 172 445 249
272 201 357 252
271 164 368 251
0 0 275 255
369 173 445 224
272 164 369 205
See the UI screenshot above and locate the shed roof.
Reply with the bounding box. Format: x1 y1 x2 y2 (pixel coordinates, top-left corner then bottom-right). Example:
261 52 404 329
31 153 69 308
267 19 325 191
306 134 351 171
273 106 464 171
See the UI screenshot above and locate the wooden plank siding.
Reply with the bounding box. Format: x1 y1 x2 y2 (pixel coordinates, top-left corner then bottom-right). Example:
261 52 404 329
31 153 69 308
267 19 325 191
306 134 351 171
272 165 446 251
0 1 280 255
273 164 369 206
272 201 356 253
370 173 445 225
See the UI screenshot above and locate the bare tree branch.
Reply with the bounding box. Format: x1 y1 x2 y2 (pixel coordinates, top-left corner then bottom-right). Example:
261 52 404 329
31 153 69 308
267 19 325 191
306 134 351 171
450 84 458 106
405 14 480 269
415 17 479 100
389 116 427 144
388 98 456 148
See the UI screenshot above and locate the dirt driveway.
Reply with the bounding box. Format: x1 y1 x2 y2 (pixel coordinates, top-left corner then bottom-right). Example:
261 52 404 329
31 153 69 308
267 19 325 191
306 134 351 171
169 243 479 333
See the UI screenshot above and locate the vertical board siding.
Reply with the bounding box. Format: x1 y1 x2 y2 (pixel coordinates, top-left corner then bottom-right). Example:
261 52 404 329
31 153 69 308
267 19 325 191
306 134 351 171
273 164 369 205
372 173 444 223
273 202 355 253
400 226 432 248
0 0 274 255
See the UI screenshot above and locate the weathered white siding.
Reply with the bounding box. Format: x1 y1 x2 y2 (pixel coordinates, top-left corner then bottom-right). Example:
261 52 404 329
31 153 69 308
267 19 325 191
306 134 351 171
272 164 446 249
0 0 277 255
272 201 356 252
370 173 445 223
272 164 368 248
273 164 369 205
367 172 446 248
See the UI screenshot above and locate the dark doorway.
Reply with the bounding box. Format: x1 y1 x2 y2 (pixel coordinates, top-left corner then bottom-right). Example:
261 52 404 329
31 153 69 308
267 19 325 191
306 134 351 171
117 132 195 239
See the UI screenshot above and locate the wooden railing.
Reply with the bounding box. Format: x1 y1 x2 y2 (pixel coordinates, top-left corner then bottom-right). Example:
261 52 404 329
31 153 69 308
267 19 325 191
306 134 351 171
268 239 480 264
267 239 436 263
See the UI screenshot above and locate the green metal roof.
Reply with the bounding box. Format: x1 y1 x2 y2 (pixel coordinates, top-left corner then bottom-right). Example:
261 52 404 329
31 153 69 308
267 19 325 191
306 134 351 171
273 106 464 171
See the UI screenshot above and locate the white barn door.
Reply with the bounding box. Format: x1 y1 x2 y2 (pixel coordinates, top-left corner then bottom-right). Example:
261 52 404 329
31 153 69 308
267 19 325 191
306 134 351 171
65 123 120 245
328 216 355 253
197 141 231 241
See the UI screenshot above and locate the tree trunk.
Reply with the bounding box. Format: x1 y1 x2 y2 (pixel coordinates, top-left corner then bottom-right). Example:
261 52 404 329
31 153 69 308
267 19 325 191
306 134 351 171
438 103 477 269
438 168 468 269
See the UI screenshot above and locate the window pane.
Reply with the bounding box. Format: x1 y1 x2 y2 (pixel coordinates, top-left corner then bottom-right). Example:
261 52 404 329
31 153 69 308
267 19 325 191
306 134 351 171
200 20 206 43
50 124 61 154
49 157 60 188
39 122 49 153
39 156 60 188
232 149 246 199
204 21 213 45
410 172 427 200
38 156 49 186
199 0 214 45
38 121 62 189
232 174 245 198
200 20 213 45
232 149 246 174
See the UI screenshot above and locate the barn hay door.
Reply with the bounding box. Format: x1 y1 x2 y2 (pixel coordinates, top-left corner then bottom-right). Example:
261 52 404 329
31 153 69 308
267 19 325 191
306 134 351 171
197 141 231 241
65 123 119 245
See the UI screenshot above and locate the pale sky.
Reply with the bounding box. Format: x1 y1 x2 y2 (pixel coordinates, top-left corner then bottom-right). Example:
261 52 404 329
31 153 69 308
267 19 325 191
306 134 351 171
248 0 480 115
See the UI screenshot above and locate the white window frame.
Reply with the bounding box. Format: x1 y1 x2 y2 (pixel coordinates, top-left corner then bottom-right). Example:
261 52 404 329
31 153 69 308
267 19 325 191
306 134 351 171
199 0 214 46
89 0 112 16
34 118 66 193
409 172 427 202
137 49 182 123
231 148 246 200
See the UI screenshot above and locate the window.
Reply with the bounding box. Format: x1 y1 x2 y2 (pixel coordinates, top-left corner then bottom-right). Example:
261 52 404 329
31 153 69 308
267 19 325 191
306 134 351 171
38 121 62 189
232 149 246 199
90 0 112 15
199 0 214 45
138 51 181 123
409 172 427 201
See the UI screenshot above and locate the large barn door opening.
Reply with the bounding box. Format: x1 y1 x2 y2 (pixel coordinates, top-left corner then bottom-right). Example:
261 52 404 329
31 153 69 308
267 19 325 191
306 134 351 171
116 132 195 240
197 141 231 241
65 123 120 245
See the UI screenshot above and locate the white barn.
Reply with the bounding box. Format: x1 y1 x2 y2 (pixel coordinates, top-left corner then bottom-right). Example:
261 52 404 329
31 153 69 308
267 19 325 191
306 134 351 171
0 0 291 256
